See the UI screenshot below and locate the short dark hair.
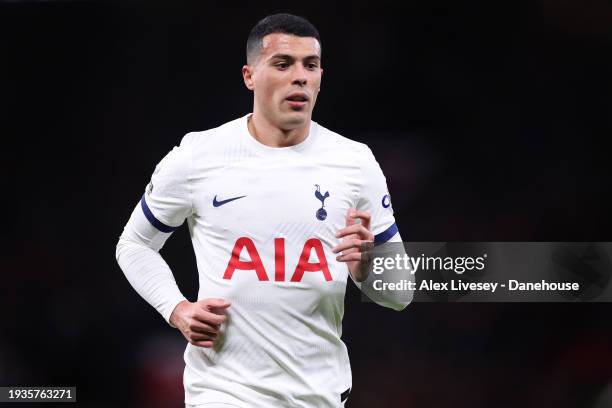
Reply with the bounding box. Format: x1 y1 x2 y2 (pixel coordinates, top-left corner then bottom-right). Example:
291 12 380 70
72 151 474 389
246 13 321 65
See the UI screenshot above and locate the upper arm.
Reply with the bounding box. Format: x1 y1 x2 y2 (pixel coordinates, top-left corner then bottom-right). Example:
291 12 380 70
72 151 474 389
142 135 194 231
356 146 399 244
118 134 194 251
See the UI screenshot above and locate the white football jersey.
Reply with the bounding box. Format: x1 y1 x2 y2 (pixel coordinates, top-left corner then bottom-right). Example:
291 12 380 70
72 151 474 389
123 114 399 407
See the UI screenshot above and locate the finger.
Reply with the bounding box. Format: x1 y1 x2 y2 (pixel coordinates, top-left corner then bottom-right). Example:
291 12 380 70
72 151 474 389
336 252 364 262
332 238 362 254
348 210 371 231
192 340 215 348
193 310 227 326
199 298 231 309
190 332 217 341
337 251 373 263
361 249 373 263
336 224 373 240
339 247 360 255
336 224 365 238
189 321 220 335
360 241 375 253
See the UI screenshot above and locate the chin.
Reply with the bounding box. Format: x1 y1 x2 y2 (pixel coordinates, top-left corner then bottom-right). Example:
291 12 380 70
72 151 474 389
281 111 310 128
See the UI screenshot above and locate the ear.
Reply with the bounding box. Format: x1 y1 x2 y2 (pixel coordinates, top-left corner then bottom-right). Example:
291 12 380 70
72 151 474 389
319 68 323 91
242 65 255 91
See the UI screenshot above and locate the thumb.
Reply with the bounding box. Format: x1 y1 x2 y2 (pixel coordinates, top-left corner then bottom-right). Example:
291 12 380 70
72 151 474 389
201 298 231 310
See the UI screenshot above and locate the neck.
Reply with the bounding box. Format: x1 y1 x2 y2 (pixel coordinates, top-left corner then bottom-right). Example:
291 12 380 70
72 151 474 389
248 111 310 148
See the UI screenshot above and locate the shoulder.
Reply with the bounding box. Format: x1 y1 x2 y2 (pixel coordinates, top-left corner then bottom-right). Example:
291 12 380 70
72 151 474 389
156 116 245 176
180 115 244 150
314 121 377 162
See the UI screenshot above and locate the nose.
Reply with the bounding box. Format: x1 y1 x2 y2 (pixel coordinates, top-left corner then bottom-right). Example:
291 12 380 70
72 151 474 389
292 65 308 87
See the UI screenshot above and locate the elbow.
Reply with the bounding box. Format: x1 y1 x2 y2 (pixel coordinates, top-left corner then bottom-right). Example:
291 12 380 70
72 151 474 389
115 236 134 263
374 300 410 311
390 301 410 311
386 291 414 311
115 238 125 263
372 296 412 311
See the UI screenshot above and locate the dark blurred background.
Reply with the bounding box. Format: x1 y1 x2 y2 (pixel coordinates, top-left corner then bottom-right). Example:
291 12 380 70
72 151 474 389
2 0 612 407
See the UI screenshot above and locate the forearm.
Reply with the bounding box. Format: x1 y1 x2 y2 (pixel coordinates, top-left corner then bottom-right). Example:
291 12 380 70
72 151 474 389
352 232 414 311
353 271 412 311
115 204 186 325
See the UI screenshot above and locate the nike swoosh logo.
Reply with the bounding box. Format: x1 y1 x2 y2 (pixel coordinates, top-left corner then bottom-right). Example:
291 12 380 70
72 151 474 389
213 195 247 207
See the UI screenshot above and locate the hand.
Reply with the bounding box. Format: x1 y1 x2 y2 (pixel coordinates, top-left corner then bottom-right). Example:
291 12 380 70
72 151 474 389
169 298 231 348
332 208 374 282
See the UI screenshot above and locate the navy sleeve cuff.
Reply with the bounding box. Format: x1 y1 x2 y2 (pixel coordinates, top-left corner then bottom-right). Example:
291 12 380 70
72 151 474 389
374 223 398 244
140 195 181 233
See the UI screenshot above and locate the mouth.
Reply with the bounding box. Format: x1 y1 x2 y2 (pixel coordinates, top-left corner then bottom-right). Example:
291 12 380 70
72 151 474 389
285 92 309 109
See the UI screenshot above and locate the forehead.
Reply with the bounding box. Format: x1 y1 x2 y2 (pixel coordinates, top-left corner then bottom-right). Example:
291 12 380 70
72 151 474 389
260 33 321 59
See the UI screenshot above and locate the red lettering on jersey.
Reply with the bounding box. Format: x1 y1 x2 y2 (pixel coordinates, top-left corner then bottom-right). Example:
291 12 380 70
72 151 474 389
290 238 332 282
223 237 269 281
274 238 285 282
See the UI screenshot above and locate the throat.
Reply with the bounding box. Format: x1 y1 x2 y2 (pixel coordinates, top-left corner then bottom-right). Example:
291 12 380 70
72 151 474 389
247 114 309 147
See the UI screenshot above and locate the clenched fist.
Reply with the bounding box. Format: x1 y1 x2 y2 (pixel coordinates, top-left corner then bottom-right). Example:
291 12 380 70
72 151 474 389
332 208 375 282
169 299 231 348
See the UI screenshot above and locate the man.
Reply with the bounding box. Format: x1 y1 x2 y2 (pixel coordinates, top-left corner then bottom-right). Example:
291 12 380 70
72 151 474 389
116 13 410 408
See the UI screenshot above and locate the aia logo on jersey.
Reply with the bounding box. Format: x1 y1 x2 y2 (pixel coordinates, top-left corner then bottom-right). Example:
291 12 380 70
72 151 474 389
314 184 330 220
223 237 332 282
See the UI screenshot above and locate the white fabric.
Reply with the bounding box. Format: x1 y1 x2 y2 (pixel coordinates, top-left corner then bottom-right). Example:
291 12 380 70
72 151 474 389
116 114 405 407
116 206 186 324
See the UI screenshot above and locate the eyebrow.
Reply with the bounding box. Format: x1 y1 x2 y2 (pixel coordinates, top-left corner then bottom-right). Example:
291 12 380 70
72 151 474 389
269 54 321 62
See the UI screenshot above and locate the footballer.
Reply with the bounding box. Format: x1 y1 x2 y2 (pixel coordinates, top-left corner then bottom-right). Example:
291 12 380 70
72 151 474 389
116 13 410 408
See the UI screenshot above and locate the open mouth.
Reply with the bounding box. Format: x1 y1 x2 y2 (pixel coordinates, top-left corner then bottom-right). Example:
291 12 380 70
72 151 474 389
286 95 308 102
285 93 309 109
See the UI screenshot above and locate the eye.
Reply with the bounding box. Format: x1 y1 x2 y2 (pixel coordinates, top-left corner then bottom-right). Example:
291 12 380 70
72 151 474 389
306 63 319 70
275 62 289 70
